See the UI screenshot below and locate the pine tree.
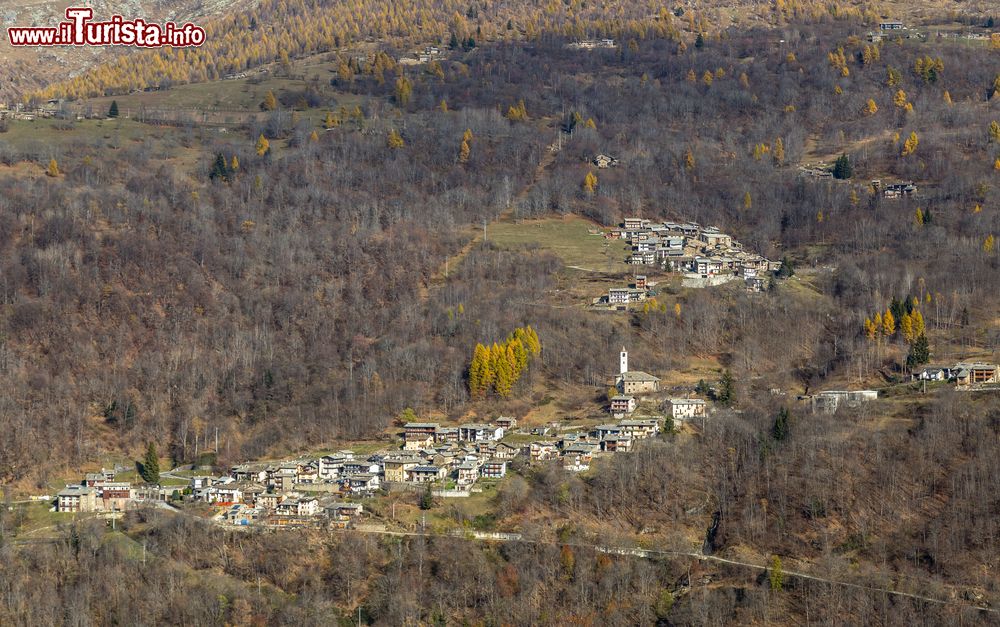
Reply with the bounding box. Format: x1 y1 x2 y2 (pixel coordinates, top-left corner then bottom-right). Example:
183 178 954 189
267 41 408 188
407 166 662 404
772 407 790 441
141 442 160 484
864 99 878 115
255 134 270 156
832 154 852 179
906 334 930 368
419 485 434 509
324 111 337 129
230 155 239 171
901 132 919 157
718 370 734 406
46 158 60 177
743 191 752 210
583 171 598 194
210 153 230 181
108 100 119 118
459 139 471 163
309 130 319 143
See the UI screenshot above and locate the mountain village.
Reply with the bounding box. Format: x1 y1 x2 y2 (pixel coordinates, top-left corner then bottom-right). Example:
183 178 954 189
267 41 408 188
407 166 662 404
49 345 997 532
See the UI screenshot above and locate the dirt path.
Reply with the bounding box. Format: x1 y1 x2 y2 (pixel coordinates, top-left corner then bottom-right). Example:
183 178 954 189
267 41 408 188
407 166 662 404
323 526 997 615
801 129 895 165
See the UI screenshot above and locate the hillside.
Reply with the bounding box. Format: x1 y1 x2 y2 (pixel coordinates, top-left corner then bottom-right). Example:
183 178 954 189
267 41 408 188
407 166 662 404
0 4 998 625
0 0 251 103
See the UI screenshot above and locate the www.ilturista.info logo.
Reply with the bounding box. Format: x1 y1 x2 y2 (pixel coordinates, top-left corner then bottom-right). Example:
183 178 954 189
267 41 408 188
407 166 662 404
7 7 206 47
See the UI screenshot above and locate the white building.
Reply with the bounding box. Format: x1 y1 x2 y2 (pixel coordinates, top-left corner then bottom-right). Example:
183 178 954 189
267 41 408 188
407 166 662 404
665 398 707 420
811 390 878 413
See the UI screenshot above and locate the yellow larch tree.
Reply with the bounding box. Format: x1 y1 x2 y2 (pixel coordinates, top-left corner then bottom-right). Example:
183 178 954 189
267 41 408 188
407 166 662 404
882 309 896 337
255 134 270 156
387 128 405 149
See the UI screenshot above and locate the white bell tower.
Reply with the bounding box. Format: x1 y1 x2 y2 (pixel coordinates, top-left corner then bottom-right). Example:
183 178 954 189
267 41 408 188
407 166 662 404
620 346 628 375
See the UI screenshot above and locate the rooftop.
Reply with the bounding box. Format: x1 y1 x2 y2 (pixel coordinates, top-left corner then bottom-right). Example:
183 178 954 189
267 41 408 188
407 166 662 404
619 371 660 382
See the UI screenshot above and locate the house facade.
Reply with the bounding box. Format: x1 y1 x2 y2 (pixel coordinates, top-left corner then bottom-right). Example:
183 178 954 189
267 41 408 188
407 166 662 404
610 395 636 417
954 363 999 387
481 460 507 479
403 422 439 450
57 485 97 513
666 398 707 420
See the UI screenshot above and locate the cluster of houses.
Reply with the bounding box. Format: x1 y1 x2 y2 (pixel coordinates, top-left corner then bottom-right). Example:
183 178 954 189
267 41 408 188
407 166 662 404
607 218 775 292
609 347 708 421
528 418 661 471
872 180 917 199
914 362 999 389
398 45 443 65
55 469 134 513
0 101 63 121
49 348 729 530
566 38 616 50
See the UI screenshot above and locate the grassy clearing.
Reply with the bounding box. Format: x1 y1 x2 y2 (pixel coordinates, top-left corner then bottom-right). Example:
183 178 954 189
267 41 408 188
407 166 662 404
488 215 630 271
1 118 170 149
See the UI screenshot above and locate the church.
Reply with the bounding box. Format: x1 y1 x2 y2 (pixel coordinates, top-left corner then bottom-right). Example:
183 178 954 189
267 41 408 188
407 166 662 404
615 347 661 395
